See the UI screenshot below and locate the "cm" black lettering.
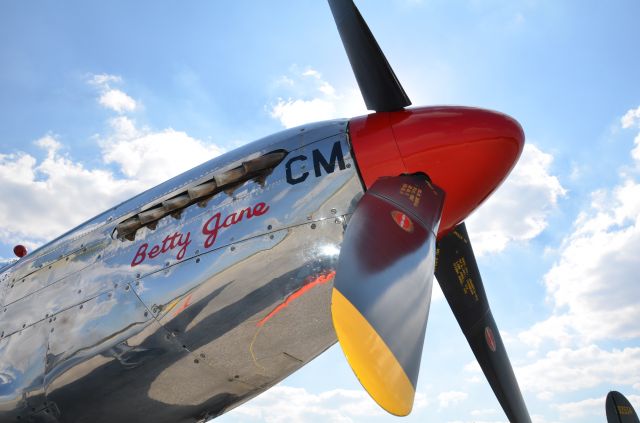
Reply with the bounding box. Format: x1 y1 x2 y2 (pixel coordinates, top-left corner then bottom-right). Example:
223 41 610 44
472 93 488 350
285 141 346 185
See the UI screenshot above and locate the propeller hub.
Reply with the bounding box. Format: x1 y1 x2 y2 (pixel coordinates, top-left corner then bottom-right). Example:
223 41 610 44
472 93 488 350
348 106 525 235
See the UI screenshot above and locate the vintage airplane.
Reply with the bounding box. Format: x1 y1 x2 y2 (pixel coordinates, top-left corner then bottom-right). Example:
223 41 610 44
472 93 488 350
607 391 640 423
0 1 532 422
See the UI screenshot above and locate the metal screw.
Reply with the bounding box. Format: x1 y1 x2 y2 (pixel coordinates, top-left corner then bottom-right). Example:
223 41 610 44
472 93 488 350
311 223 316 229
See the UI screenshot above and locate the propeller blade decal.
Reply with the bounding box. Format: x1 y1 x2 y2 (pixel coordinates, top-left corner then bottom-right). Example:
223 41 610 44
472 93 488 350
328 0 411 112
332 174 444 415
435 222 531 423
607 391 640 423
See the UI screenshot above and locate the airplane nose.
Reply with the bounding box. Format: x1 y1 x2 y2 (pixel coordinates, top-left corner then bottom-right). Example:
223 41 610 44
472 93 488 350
348 106 525 235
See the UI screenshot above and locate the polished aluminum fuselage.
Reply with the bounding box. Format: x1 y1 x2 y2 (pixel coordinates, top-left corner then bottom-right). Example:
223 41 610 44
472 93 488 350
0 120 364 422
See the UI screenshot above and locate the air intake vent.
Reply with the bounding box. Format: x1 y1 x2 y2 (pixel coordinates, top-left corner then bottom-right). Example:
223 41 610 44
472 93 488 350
115 150 287 241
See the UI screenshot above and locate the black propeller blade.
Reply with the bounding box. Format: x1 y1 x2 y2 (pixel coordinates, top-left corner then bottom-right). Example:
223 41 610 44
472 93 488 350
607 391 640 423
328 0 411 112
332 174 444 415
435 222 531 423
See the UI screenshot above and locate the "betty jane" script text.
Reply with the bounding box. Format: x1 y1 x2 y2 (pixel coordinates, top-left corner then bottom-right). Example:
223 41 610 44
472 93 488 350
130 202 269 267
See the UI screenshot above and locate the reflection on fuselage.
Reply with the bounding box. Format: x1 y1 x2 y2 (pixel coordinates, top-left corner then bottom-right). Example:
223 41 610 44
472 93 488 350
0 120 363 422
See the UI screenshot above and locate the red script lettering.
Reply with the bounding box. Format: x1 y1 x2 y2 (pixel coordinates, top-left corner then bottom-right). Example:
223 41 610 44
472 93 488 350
203 202 269 248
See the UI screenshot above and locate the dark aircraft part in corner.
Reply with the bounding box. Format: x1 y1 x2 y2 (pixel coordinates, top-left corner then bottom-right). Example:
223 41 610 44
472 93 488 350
607 391 640 423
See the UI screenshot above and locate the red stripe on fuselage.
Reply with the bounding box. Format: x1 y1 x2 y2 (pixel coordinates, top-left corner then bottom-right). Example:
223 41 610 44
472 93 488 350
257 270 336 327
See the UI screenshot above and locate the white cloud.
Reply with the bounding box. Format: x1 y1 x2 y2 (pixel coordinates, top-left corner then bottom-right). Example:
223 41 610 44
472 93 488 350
554 396 603 419
0 135 142 245
446 420 506 423
225 385 425 423
89 72 138 113
437 390 468 408
554 394 640 419
447 418 509 423
463 360 483 383
269 67 367 128
0 79 223 248
510 107 640 419
621 106 640 163
621 106 640 129
463 360 481 373
471 408 499 416
89 73 122 86
271 98 338 129
531 414 560 423
100 116 223 185
466 144 566 255
99 89 137 113
519 181 640 346
516 345 640 399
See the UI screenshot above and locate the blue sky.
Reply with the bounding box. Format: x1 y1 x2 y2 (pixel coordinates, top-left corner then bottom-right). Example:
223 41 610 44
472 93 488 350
1 1 640 422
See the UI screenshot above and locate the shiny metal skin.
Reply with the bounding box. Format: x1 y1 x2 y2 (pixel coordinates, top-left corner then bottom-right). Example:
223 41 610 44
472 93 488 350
0 120 364 422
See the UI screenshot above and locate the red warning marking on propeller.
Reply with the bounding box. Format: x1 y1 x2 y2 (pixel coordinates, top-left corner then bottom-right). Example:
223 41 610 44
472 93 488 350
485 326 497 352
257 270 336 327
391 210 414 233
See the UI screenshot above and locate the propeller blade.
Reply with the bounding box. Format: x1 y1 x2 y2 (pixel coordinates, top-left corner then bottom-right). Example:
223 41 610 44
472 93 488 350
435 222 531 423
328 0 411 112
332 174 444 415
607 391 640 423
